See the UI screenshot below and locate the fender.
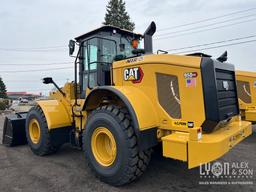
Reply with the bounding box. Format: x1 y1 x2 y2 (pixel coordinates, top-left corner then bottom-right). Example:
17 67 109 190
85 86 159 130
37 100 72 129
84 86 160 150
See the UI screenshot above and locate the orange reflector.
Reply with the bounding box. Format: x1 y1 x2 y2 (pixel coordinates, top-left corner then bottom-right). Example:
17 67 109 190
131 39 139 49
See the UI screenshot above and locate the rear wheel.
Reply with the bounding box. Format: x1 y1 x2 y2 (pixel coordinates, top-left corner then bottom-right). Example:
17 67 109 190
83 105 151 186
25 106 60 156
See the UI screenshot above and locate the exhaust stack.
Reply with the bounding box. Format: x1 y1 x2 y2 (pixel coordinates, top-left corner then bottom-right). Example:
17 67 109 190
144 21 156 54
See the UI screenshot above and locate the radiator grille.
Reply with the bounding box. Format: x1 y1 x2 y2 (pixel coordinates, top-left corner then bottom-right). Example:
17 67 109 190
215 69 239 120
201 57 239 132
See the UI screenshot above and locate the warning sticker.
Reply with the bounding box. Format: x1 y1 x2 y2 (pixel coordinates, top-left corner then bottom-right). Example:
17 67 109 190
172 120 194 128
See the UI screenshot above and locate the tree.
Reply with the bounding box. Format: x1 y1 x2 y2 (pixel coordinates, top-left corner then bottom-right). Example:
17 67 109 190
103 0 135 31
0 77 7 98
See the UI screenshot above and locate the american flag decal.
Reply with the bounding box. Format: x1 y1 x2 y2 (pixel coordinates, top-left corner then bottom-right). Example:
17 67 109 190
186 79 196 88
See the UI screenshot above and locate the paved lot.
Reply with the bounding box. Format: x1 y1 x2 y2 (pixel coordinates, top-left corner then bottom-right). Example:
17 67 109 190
0 114 255 192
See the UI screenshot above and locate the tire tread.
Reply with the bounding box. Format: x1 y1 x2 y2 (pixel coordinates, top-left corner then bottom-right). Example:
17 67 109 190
83 105 151 186
26 106 59 156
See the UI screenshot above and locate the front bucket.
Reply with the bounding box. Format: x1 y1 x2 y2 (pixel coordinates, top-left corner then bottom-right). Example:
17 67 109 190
2 113 28 147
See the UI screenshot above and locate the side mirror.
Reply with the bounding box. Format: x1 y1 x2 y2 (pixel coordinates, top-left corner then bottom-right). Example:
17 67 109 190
69 40 76 55
42 77 53 84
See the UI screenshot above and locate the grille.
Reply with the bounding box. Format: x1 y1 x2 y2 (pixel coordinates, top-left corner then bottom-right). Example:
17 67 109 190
215 69 239 120
201 58 239 132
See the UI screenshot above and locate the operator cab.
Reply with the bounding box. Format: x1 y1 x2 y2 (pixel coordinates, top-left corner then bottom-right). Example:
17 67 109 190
74 26 143 94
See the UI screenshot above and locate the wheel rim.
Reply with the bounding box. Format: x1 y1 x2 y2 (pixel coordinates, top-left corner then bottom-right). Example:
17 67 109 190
91 127 117 167
29 118 41 144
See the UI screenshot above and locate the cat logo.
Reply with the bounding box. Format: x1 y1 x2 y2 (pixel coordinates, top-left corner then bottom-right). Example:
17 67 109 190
123 67 144 83
223 81 229 91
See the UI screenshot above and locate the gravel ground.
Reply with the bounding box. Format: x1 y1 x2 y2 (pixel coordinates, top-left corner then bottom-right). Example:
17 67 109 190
0 114 255 192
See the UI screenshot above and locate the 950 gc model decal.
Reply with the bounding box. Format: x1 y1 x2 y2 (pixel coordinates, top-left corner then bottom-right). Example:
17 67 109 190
184 72 198 88
123 67 144 83
184 72 198 79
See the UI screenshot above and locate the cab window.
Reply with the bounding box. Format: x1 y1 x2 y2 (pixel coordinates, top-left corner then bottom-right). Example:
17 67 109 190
82 37 117 90
82 38 98 89
101 39 116 63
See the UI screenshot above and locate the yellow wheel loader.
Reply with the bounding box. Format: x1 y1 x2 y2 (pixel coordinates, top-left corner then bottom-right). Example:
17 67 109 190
2 22 252 186
236 70 256 122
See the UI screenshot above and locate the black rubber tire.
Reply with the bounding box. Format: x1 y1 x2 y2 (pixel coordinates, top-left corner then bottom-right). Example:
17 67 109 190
25 106 60 156
83 105 151 186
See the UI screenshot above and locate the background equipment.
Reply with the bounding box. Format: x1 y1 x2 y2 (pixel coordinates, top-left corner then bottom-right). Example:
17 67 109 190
236 70 256 122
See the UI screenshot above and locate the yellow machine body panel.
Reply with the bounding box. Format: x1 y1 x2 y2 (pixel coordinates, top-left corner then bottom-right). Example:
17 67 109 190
162 120 252 168
37 100 72 129
113 54 206 132
236 70 256 121
110 86 160 130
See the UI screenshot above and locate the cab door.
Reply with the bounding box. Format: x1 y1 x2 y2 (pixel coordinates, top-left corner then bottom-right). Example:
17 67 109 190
82 38 98 91
81 37 117 94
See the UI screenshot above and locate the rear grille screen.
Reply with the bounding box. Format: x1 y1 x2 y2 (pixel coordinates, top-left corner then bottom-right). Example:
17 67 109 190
201 58 239 132
215 69 239 120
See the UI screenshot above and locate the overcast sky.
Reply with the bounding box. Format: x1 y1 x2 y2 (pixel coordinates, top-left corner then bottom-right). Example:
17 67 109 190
1 0 256 95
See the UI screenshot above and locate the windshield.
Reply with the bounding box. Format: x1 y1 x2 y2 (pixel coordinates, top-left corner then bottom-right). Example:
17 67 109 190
109 35 141 59
119 36 141 58
82 35 141 72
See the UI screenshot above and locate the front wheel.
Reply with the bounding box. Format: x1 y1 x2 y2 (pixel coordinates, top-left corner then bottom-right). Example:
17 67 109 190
83 105 151 186
25 106 60 156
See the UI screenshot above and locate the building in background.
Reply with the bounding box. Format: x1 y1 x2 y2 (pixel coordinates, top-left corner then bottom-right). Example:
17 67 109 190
7 92 42 101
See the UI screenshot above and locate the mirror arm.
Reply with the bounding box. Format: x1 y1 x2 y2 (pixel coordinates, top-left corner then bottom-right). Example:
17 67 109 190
43 77 65 97
52 81 66 96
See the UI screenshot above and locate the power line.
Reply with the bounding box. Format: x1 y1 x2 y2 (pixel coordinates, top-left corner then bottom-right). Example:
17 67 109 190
0 48 68 53
0 45 66 51
9 45 65 50
155 18 256 40
156 13 256 37
0 66 73 73
0 61 73 66
157 7 256 32
171 39 256 54
165 35 256 52
6 79 70 83
2 77 71 82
